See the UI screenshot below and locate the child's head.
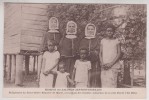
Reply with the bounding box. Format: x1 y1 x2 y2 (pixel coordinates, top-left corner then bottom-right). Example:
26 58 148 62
47 40 56 52
58 61 65 73
106 24 115 38
79 48 88 60
85 23 96 37
66 21 77 35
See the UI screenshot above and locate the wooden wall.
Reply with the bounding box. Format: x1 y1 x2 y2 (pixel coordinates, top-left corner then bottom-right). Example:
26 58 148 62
4 3 49 54
4 4 21 54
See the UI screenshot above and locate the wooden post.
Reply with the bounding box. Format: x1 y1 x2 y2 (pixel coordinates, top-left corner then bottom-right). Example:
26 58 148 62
3 55 6 78
25 55 30 75
33 56 36 73
37 55 42 81
131 60 134 87
35 56 38 72
15 55 23 86
6 55 11 81
11 55 16 83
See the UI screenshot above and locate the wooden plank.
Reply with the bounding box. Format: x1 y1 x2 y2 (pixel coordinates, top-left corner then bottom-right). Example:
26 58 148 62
22 22 48 31
4 34 20 44
22 4 48 9
22 6 48 16
4 9 21 27
4 5 21 19
4 23 21 36
22 13 48 21
23 19 48 27
21 35 43 44
21 45 40 51
4 34 21 54
5 15 21 29
22 30 45 37
4 5 21 36
4 46 20 54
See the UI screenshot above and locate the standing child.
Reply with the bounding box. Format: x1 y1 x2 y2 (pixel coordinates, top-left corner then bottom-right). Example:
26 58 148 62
79 23 100 87
72 48 91 88
39 40 60 88
99 24 121 88
37 17 61 84
49 61 75 88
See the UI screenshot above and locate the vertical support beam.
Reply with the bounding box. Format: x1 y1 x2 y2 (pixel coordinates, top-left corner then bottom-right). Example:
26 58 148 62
37 55 42 81
25 55 29 75
33 56 36 73
3 55 6 78
11 55 16 83
131 60 134 87
6 55 11 81
15 55 23 86
35 56 38 72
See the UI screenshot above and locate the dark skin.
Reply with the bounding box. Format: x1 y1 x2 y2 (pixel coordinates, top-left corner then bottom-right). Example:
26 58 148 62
49 64 75 86
99 27 121 70
72 49 91 87
42 43 59 76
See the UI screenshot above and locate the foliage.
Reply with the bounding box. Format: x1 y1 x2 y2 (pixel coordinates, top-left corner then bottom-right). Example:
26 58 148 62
47 4 146 61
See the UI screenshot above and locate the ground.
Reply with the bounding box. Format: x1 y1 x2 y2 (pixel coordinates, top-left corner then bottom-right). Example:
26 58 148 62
4 72 38 88
4 71 145 88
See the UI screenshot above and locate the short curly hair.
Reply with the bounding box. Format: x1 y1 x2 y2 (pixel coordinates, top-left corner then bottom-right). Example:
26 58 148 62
106 24 116 32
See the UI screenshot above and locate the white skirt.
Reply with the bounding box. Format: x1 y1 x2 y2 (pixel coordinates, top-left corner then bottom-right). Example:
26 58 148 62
39 73 54 88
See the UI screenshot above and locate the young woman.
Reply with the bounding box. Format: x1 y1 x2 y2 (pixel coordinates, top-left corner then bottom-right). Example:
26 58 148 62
99 24 121 88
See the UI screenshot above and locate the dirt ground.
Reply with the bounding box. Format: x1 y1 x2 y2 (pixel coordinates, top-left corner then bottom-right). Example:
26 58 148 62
3 72 145 88
4 72 39 88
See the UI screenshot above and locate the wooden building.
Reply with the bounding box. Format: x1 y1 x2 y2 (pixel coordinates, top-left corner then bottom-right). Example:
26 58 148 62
4 3 49 85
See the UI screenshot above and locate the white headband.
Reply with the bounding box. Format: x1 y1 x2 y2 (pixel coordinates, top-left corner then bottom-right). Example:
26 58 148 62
49 17 59 30
85 23 96 38
66 21 77 35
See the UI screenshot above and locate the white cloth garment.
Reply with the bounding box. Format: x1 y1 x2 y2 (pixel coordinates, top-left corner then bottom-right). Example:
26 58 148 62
101 38 119 65
74 60 91 87
100 38 120 88
55 71 70 88
39 51 60 88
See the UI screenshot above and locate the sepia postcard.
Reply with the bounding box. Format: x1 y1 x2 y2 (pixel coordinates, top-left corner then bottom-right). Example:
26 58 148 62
1 0 147 99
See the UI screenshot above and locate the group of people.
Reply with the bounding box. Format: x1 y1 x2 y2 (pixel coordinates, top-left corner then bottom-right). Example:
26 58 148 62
39 17 121 88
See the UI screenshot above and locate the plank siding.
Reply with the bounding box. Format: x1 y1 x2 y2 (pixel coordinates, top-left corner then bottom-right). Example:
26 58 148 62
4 3 48 54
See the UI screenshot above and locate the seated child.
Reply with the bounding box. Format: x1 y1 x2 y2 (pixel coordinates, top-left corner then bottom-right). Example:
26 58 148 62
72 48 91 88
49 62 75 88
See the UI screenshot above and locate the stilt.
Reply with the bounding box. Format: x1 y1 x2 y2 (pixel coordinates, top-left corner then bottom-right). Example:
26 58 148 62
3 55 6 78
15 55 24 86
35 56 38 72
33 56 36 73
131 60 134 87
25 55 30 75
37 55 42 81
6 55 11 81
11 55 16 83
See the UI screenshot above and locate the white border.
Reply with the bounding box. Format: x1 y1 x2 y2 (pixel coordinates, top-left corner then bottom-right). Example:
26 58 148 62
0 0 148 100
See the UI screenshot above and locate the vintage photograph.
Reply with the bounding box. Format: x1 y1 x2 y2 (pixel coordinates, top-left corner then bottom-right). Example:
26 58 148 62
3 3 146 89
